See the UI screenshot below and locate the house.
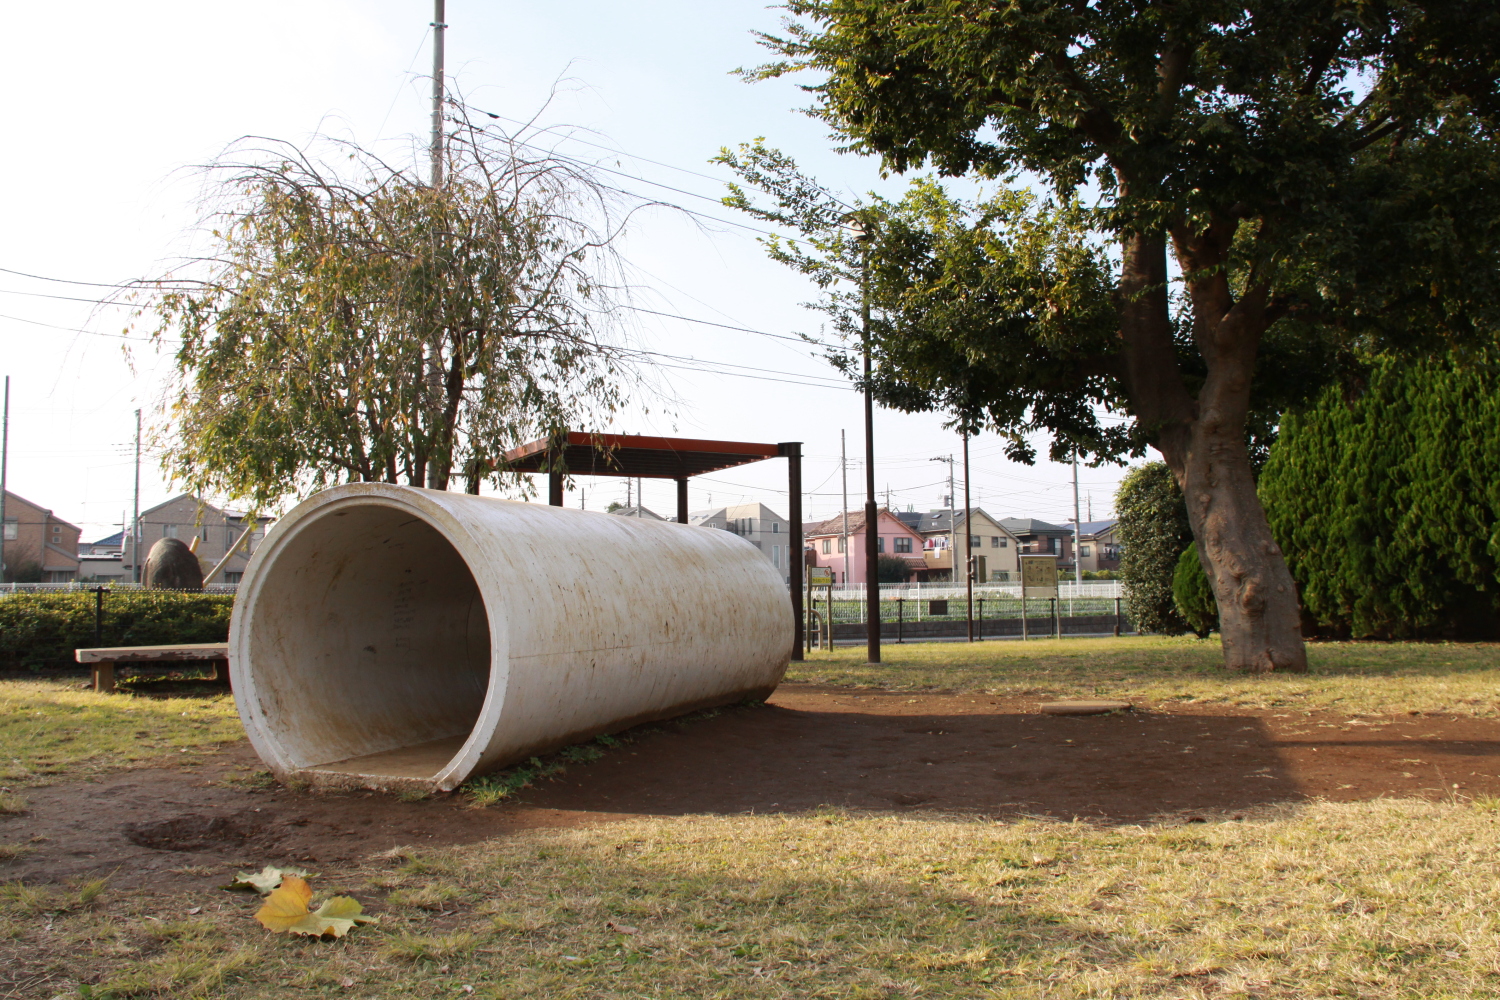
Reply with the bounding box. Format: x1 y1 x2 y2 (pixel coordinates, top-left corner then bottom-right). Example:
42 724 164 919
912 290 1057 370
903 508 1021 583
79 530 124 555
998 518 1077 572
121 495 275 584
1 490 81 582
804 507 925 585
608 505 666 520
691 502 794 583
1074 519 1121 574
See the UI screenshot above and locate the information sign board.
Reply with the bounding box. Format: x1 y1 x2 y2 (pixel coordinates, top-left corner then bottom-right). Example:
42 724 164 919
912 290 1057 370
1020 554 1059 598
807 567 834 587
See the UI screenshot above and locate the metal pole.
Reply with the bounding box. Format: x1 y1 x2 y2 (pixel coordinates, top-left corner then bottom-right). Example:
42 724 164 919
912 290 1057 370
430 0 446 188
1114 595 1122 637
896 596 903 643
840 429 850 588
781 442 804 662
0 376 8 585
94 586 104 646
861 251 880 665
1052 596 1060 639
963 429 973 642
132 409 141 583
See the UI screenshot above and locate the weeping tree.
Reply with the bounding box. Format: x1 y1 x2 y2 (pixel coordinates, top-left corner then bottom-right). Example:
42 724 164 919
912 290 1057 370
726 0 1500 671
148 114 640 509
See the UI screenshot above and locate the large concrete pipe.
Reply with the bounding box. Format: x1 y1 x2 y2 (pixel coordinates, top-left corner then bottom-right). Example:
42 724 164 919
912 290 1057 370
230 483 791 791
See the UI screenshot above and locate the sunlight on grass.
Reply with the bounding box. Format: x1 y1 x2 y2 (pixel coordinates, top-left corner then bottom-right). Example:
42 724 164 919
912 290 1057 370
788 636 1500 715
10 799 1500 998
0 679 242 785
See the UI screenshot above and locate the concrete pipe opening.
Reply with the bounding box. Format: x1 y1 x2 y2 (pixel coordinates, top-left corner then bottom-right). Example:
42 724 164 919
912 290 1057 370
231 483 792 792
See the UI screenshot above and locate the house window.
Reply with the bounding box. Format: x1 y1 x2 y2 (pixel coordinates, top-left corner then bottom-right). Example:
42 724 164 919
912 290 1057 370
52 524 61 534
1081 544 1092 557
837 536 846 553
771 545 781 568
772 522 780 534
163 524 179 539
998 538 1008 547
224 572 243 584
894 537 912 554
990 536 1000 548
876 537 885 553
2 520 14 540
970 535 982 548
992 570 1010 582
821 539 831 554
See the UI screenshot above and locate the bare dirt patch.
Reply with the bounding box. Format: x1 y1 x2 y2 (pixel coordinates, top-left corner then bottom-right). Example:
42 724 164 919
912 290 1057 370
4 682 1498 893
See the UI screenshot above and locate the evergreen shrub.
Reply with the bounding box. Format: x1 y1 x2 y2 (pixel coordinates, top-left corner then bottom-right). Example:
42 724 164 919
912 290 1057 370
1173 543 1218 638
1115 462 1192 635
1260 356 1500 638
0 590 234 671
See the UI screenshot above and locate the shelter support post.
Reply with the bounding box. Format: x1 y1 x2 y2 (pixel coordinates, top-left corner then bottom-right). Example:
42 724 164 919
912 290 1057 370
676 478 688 524
781 442 804 662
548 470 563 507
93 660 115 694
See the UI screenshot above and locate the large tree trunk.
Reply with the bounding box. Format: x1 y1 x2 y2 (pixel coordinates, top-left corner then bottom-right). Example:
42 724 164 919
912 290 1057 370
1117 230 1307 673
1158 399 1307 673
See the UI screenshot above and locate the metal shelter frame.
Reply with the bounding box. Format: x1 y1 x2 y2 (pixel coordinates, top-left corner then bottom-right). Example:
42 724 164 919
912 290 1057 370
500 432 806 661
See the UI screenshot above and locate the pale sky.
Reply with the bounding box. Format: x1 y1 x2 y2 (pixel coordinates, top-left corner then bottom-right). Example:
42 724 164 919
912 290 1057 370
0 1 1134 541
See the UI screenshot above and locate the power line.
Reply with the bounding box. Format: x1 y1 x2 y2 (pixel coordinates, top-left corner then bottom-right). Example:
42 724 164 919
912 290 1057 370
0 287 138 307
0 312 149 341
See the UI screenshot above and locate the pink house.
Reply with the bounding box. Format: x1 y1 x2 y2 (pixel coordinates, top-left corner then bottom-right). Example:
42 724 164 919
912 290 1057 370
804 508 926 585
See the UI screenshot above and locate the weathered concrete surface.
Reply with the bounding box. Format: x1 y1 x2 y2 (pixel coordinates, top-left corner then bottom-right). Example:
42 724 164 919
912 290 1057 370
230 484 792 791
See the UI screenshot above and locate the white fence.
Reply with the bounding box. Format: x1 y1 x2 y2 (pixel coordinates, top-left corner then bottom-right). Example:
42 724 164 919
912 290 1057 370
817 580 1122 601
0 582 239 595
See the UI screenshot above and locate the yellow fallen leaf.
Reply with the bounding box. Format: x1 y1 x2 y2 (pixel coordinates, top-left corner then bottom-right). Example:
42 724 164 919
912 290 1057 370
254 876 377 939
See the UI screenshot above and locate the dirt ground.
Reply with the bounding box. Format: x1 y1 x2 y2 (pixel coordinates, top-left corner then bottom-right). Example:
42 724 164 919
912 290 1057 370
5 682 1499 893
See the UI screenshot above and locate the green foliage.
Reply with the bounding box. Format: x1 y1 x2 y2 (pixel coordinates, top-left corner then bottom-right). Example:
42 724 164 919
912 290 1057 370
0 591 233 671
876 554 912 583
1115 463 1191 635
1260 356 1500 639
147 114 639 506
1173 543 1218 639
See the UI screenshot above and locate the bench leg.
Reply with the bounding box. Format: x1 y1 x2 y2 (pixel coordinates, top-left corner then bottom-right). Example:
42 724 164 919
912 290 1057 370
211 658 231 688
93 660 116 694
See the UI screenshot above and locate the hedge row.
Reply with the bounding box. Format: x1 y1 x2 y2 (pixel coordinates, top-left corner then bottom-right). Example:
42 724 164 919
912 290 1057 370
1260 355 1500 639
0 590 234 671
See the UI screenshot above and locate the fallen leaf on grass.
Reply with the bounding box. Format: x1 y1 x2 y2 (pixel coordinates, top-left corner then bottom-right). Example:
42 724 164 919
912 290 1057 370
224 864 310 895
606 920 639 934
254 876 377 939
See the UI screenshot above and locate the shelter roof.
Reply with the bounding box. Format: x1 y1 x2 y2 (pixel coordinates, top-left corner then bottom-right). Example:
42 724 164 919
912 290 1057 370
502 432 782 479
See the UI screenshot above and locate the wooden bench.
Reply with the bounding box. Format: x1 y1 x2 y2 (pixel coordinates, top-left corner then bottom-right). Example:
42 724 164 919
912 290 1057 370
74 643 230 693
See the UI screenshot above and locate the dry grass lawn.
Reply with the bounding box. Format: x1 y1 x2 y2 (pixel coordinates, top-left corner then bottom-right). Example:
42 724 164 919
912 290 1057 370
6 800 1500 998
789 635 1500 716
0 680 241 786
5 640 1500 997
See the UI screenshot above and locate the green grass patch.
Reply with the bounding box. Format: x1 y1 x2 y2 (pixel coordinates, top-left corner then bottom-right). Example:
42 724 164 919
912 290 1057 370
0 679 242 785
788 635 1500 715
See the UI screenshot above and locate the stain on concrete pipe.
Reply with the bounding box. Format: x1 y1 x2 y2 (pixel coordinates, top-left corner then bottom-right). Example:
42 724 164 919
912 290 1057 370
230 483 791 792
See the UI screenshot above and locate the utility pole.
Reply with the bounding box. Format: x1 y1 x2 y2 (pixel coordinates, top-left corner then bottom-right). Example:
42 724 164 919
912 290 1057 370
1072 451 1082 616
929 452 955 582
840 430 850 587
132 409 142 583
963 429 973 642
430 0 447 188
0 377 8 585
625 478 632 511
852 221 880 665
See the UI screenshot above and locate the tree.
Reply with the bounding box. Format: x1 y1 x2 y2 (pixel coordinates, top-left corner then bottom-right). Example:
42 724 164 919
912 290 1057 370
1115 463 1192 636
736 0 1500 671
1259 355 1500 638
149 115 639 509
1173 543 1219 638
876 553 912 583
